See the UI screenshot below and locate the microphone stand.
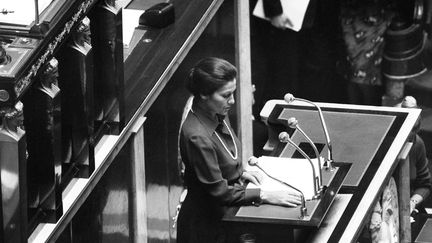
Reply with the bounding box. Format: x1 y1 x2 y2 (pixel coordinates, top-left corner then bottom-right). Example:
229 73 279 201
248 157 308 219
279 133 320 199
284 93 334 170
287 117 323 191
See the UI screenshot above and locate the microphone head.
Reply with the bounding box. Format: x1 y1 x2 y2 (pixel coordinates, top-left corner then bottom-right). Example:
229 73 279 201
287 117 298 128
278 131 290 143
284 93 295 103
248 156 259 166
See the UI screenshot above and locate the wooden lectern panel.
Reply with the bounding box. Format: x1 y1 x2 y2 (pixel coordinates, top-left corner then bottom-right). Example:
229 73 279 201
274 106 396 187
238 100 421 241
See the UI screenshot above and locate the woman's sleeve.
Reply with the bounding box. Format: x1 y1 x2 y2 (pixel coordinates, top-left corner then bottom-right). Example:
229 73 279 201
412 137 432 200
185 134 261 206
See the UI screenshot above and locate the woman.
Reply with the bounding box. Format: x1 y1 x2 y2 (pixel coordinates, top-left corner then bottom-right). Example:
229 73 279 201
177 57 302 243
401 97 432 239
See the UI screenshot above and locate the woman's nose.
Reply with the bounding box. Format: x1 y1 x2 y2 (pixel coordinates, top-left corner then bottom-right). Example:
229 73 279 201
228 95 235 104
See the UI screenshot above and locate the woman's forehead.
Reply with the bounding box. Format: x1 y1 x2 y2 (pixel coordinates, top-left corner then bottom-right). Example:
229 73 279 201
217 79 236 92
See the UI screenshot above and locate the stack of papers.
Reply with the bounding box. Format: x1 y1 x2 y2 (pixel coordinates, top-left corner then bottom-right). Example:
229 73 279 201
247 156 322 200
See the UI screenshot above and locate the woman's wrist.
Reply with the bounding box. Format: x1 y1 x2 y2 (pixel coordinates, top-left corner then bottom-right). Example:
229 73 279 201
259 191 267 203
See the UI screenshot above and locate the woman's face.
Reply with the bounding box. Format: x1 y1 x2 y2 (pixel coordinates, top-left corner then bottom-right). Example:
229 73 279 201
201 79 236 116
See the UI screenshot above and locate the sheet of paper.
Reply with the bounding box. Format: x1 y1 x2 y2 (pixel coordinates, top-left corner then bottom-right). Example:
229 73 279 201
252 0 310 32
122 9 144 48
247 156 322 200
0 0 53 26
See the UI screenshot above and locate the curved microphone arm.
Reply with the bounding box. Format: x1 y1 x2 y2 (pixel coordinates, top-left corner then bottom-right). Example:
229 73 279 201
293 123 323 190
284 94 333 165
278 133 319 198
248 157 308 218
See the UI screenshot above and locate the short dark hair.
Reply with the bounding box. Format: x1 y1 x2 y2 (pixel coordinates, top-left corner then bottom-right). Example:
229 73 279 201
186 57 237 97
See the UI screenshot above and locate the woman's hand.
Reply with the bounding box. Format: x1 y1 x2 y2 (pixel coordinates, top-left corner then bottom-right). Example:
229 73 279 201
270 14 293 29
241 171 264 186
410 194 423 214
261 189 302 207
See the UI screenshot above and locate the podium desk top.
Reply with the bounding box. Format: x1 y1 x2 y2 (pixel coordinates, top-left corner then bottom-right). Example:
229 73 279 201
247 100 421 241
261 100 419 187
224 162 350 228
273 105 396 188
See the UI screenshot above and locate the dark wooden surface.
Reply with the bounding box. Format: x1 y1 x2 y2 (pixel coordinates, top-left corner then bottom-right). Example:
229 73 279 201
123 0 224 124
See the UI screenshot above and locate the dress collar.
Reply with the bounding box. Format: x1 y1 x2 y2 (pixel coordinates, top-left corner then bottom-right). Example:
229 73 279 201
191 102 220 133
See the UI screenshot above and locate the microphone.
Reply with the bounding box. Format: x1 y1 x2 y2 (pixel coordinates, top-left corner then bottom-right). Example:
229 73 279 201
278 132 319 199
247 156 259 166
248 156 308 218
287 117 323 191
284 93 333 169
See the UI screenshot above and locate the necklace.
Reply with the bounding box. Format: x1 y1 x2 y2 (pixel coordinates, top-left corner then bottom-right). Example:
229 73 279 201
190 108 238 160
214 120 238 160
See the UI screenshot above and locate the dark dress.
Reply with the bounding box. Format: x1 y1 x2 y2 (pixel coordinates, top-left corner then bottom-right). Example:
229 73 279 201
410 135 431 203
339 0 396 105
409 135 432 238
177 103 260 243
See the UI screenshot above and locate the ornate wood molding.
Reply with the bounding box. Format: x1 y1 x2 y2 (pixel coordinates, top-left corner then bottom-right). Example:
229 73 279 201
14 0 97 100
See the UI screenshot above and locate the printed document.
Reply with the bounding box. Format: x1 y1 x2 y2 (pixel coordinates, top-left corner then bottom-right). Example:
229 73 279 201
252 0 310 32
247 156 322 200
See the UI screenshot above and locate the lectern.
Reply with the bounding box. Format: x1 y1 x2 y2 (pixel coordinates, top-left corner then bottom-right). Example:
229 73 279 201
224 99 420 242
